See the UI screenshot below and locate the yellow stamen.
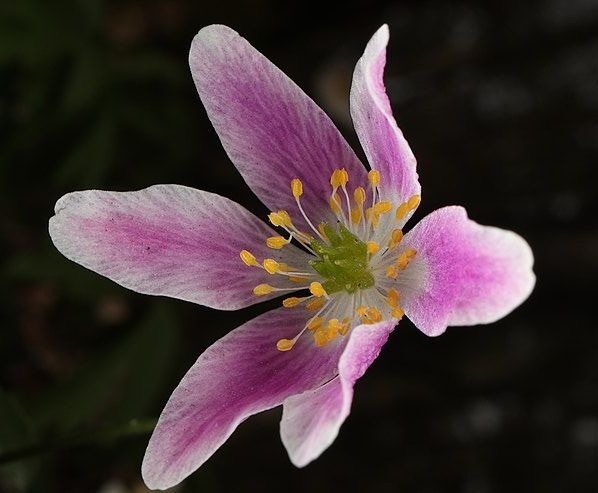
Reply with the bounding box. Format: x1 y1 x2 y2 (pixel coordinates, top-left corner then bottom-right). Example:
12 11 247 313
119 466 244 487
396 248 417 270
309 281 327 298
351 207 361 225
330 168 349 188
356 305 368 317
266 236 289 249
289 275 309 283
314 328 329 347
276 338 296 351
240 250 258 267
253 284 274 296
340 168 349 186
317 222 328 239
306 297 325 311
389 229 403 248
368 170 380 187
391 307 405 320
386 265 398 279
373 201 392 215
307 317 323 331
282 297 303 308
387 289 400 308
367 307 383 323
327 319 341 340
268 210 293 228
354 186 366 205
329 193 341 214
366 241 380 255
395 203 410 220
291 178 303 198
263 258 280 274
277 262 289 272
339 318 351 335
407 194 421 210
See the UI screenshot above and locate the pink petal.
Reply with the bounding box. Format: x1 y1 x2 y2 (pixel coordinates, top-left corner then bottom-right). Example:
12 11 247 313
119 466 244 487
189 25 368 228
350 25 420 213
49 185 310 310
141 308 346 490
399 206 535 336
280 320 395 467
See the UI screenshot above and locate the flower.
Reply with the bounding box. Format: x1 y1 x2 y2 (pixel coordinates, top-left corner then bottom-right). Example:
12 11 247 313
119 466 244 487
48 24 535 490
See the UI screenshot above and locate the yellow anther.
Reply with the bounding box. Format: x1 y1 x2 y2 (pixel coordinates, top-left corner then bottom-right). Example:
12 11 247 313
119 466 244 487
405 248 417 259
340 168 349 186
330 169 342 188
407 194 421 210
240 250 258 267
282 297 303 308
289 276 308 283
306 297 325 311
354 186 366 205
366 241 380 254
263 258 280 274
351 207 361 225
291 178 303 198
327 319 341 340
307 317 324 331
268 210 293 228
339 319 351 335
266 236 288 249
253 284 275 296
367 307 383 323
309 282 327 298
396 248 417 270
389 229 404 248
356 305 368 316
372 213 380 227
278 210 292 227
373 201 393 215
368 170 380 187
317 222 328 239
330 168 349 188
387 288 400 308
391 307 405 320
386 265 398 279
314 328 329 347
329 193 341 214
276 338 296 351
395 202 410 220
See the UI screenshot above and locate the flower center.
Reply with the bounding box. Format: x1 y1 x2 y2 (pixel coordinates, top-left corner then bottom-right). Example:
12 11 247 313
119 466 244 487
309 222 374 294
239 168 422 352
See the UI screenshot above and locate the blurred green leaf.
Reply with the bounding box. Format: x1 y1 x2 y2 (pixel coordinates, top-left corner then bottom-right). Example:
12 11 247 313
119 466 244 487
54 112 115 187
0 390 37 490
31 305 180 434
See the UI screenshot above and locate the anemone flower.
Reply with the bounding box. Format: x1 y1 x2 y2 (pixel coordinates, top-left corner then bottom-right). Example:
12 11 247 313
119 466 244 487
49 24 535 490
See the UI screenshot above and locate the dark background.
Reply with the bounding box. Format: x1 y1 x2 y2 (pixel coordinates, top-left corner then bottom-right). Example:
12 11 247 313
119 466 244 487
1 0 597 492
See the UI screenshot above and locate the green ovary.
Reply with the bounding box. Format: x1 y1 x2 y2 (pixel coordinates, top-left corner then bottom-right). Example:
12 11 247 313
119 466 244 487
309 222 375 294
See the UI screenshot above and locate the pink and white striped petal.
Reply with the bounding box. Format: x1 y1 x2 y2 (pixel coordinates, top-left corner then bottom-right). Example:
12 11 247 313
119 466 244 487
280 320 395 467
49 185 309 310
189 25 368 229
142 308 347 490
350 25 420 221
398 206 535 336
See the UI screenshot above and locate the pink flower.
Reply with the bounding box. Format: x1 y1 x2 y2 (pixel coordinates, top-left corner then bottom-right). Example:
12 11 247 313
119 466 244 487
49 24 535 490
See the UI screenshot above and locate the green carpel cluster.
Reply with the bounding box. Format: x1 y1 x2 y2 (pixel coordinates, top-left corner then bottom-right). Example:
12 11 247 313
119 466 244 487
309 222 374 294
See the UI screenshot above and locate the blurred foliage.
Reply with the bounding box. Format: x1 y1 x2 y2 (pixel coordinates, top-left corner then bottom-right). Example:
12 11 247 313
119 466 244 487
1 0 597 492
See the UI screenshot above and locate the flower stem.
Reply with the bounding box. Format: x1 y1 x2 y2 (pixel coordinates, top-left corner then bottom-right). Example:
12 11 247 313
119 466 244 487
0 418 157 465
